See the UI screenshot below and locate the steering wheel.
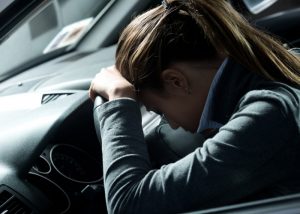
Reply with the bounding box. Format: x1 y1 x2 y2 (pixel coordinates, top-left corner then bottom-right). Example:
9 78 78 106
93 96 107 143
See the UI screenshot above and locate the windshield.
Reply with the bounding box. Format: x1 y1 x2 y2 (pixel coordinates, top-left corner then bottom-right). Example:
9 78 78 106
0 0 15 12
0 0 110 81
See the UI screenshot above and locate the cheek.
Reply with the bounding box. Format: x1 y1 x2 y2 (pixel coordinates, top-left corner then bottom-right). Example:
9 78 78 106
140 91 201 132
163 102 201 132
162 110 189 131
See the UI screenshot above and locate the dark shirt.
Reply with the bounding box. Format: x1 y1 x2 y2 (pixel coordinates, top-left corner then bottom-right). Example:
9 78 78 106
94 59 300 214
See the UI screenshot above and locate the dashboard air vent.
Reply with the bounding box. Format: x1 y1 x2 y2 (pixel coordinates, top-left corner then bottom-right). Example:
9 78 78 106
0 190 33 214
41 93 72 105
0 190 12 206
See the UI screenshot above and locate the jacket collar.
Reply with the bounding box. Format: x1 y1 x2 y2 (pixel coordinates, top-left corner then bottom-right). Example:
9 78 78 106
209 58 267 126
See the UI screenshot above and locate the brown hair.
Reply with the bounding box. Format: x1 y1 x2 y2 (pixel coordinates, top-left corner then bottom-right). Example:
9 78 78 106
116 0 300 90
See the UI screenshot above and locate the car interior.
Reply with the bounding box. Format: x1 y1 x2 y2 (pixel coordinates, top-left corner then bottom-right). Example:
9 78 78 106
0 0 300 213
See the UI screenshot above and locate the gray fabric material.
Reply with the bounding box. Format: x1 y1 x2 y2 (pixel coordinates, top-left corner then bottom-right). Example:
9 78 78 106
94 59 300 214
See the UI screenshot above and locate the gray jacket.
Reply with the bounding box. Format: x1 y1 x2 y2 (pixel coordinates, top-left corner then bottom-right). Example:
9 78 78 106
94 59 300 214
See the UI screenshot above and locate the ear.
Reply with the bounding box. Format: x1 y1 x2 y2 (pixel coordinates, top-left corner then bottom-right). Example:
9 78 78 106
161 69 190 95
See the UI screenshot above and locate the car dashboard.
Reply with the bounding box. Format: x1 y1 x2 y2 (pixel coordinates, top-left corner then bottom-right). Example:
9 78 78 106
0 91 101 213
0 45 160 214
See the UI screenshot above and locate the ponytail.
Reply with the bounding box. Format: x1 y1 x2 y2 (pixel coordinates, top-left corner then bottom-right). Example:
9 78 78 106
167 0 300 85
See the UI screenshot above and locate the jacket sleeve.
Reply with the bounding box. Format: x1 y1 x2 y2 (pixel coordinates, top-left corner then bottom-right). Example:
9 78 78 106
95 90 297 214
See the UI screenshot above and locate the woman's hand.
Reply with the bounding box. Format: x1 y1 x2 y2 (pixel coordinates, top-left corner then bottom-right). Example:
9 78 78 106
89 66 136 101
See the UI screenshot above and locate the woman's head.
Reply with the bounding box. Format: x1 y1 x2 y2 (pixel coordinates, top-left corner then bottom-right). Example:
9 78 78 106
116 1 224 132
116 0 300 88
115 0 300 131
115 2 217 92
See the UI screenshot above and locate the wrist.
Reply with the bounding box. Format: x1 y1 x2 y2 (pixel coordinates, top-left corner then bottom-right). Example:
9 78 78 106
108 85 137 100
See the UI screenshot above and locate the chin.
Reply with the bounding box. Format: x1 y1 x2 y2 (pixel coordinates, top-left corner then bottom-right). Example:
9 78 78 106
186 122 200 133
182 126 198 133
189 128 198 133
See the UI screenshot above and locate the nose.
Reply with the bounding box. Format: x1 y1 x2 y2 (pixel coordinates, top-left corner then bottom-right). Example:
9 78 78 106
169 123 180 130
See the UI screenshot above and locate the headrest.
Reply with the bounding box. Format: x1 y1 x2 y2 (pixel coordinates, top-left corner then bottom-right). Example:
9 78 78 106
289 48 300 57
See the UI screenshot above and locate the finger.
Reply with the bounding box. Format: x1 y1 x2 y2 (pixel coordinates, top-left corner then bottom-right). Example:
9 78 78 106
89 80 97 101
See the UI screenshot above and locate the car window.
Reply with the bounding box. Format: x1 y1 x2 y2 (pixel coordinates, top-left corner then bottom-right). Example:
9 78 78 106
0 0 111 81
231 0 300 19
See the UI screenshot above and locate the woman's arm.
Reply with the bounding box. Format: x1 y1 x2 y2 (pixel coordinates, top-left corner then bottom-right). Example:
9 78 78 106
95 90 295 214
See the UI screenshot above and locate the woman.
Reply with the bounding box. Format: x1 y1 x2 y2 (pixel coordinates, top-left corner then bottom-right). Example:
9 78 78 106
89 0 300 213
